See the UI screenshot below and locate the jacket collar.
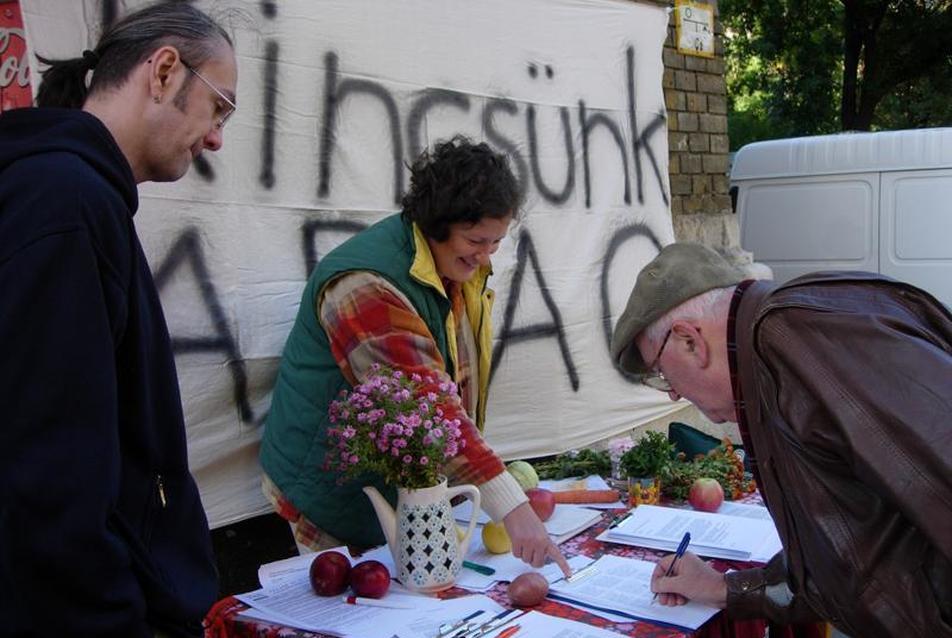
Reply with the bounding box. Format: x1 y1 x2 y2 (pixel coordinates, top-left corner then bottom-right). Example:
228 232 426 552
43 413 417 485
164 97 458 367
408 222 492 297
734 279 779 429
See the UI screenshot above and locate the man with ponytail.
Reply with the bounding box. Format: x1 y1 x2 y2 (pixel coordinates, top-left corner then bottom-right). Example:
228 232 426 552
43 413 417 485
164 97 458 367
0 3 237 636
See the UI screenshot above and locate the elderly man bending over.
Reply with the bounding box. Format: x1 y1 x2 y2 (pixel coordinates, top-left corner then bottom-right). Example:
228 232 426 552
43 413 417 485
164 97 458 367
610 243 951 638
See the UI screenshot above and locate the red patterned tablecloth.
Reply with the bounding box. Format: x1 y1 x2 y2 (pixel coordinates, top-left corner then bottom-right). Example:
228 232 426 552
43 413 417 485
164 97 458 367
205 497 824 638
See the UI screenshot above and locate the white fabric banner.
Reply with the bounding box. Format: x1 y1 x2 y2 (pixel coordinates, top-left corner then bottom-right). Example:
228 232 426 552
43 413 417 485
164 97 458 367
22 0 682 527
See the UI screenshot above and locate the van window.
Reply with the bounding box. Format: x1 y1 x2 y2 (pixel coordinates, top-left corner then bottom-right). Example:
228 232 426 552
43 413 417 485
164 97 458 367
740 177 876 264
880 169 952 307
889 172 952 260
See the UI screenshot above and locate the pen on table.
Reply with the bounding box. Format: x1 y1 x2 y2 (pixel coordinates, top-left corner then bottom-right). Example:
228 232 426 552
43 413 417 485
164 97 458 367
342 595 413 609
608 512 631 529
438 609 485 637
494 625 521 638
652 531 691 602
462 560 496 575
461 609 524 638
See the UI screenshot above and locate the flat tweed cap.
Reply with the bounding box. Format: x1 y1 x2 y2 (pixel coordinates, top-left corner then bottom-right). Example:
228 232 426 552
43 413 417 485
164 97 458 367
610 243 747 375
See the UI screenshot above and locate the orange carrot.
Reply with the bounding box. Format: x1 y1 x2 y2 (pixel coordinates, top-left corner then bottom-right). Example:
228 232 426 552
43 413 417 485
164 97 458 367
552 489 619 504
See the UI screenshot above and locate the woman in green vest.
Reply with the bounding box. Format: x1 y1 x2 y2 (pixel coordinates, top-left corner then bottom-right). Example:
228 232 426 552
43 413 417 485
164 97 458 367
260 136 570 576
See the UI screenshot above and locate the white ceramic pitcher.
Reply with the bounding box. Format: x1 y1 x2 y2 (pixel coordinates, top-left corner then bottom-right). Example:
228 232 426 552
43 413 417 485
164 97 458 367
363 478 480 593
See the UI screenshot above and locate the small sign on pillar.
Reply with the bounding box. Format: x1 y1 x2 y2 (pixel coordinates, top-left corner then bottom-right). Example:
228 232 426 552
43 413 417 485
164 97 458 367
675 0 715 59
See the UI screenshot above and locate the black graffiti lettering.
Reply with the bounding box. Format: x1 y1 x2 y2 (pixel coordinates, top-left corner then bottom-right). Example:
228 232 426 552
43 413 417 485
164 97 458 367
171 45 667 209
260 1 277 19
482 98 529 199
301 218 368 277
407 88 471 166
259 40 279 189
153 228 255 422
526 104 575 205
102 0 118 27
579 100 631 208
599 224 663 384
318 52 404 205
192 155 214 181
627 46 668 206
631 113 668 206
491 229 579 391
130 41 674 419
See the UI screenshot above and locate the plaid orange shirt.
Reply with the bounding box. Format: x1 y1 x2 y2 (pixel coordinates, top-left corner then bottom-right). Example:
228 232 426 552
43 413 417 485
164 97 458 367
318 271 505 485
265 270 523 549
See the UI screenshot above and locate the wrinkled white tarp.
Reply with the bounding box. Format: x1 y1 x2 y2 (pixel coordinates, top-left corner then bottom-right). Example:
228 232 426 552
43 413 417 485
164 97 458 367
22 0 681 527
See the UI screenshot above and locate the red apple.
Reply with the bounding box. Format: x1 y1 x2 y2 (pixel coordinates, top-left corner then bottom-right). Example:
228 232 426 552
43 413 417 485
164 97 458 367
525 487 556 522
309 550 351 596
349 560 391 598
688 478 724 512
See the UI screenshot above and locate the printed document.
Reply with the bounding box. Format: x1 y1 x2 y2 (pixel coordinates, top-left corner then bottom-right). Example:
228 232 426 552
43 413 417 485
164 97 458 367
548 554 720 630
598 504 781 562
241 547 444 638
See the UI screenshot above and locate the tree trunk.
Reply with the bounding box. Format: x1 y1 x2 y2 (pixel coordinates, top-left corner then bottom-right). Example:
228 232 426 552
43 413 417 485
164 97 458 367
841 0 890 131
853 3 888 130
840 1 863 130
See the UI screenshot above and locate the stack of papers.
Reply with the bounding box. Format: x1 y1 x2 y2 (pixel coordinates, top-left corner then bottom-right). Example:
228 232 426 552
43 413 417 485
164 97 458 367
597 504 782 562
547 554 720 630
239 546 514 638
453 501 603 544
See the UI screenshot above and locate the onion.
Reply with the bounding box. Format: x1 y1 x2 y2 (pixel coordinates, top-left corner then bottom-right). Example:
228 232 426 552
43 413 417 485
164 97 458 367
507 572 549 607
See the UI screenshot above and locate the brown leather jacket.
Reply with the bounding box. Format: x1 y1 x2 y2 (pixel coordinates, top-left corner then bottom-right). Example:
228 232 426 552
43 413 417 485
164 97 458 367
725 273 952 637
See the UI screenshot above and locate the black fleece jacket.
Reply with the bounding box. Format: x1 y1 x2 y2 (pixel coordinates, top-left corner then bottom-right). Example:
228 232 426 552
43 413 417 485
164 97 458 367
0 108 217 637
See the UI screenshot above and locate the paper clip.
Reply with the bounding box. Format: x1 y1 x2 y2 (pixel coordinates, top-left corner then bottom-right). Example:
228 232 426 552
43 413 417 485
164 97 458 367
463 610 526 638
438 609 484 637
565 562 599 584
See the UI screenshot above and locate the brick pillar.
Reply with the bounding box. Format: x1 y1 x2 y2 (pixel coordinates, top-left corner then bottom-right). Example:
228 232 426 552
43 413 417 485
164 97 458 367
661 3 752 267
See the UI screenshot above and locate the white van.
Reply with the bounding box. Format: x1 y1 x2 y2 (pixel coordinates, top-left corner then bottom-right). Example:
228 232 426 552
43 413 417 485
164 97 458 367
731 128 952 308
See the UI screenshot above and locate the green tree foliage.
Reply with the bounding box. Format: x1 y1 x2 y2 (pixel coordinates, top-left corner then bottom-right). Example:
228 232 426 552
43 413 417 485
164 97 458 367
722 0 952 149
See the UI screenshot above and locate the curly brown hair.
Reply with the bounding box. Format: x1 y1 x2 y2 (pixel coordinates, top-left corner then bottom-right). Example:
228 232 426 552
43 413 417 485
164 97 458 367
401 136 521 242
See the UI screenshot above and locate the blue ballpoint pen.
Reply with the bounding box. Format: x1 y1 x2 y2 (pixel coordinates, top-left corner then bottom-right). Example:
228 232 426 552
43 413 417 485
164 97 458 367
652 531 691 601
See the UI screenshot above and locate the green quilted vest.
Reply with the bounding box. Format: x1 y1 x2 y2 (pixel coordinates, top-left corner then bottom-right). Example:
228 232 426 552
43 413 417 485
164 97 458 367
260 214 468 547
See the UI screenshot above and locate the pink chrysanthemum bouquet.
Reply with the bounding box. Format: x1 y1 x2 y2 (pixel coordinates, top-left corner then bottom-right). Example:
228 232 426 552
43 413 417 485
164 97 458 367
326 364 466 489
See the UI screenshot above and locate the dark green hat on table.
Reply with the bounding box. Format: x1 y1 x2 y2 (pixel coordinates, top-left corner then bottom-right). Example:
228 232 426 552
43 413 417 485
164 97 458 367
610 243 747 375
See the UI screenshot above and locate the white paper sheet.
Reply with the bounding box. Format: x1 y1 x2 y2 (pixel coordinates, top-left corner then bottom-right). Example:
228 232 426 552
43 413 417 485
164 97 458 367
599 505 781 561
452 502 603 544
242 546 448 638
236 577 416 638
548 555 720 630
497 610 630 637
390 595 507 638
714 501 773 520
257 546 356 589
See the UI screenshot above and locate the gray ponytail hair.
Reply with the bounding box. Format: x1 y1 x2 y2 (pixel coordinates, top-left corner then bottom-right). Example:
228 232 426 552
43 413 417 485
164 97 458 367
36 2 231 109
